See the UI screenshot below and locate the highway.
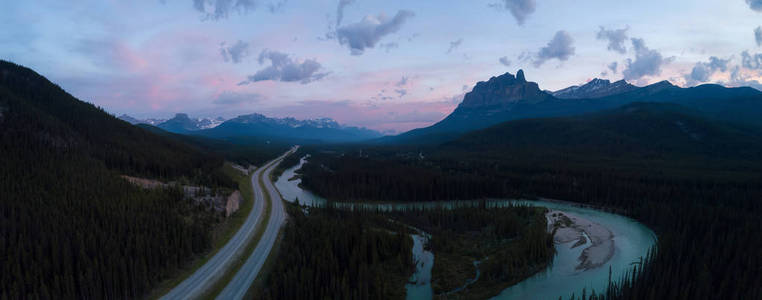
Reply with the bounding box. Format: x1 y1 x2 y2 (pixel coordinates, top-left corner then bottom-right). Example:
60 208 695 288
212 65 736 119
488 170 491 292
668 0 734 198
216 146 295 299
161 148 294 300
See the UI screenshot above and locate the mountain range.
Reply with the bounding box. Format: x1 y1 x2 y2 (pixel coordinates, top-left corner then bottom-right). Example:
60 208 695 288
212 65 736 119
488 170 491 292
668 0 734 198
384 69 762 145
119 113 224 131
118 114 167 126
196 113 382 143
121 112 382 143
119 69 762 146
550 78 637 99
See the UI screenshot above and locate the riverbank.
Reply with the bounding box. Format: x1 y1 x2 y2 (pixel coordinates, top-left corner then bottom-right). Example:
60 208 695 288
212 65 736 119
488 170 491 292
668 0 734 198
547 210 615 270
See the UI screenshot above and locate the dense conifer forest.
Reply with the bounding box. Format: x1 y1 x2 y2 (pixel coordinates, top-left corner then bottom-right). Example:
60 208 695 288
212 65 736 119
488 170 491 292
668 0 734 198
260 203 557 300
259 204 415 300
0 61 251 299
296 104 762 299
140 125 290 168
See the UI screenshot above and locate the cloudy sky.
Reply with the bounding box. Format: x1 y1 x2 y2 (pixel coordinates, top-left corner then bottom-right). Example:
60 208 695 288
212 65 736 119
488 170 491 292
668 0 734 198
3 0 762 133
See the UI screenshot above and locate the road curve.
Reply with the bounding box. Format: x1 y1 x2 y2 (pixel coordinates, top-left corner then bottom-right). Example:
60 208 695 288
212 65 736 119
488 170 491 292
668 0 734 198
162 149 294 300
216 146 296 299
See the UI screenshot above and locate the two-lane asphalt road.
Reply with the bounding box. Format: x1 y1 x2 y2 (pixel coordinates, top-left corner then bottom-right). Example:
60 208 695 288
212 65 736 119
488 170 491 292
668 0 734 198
162 148 294 300
216 146 296 299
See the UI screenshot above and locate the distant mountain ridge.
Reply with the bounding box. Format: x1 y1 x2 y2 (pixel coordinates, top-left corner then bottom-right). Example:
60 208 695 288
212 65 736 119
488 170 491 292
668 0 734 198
118 114 165 125
198 113 382 143
121 110 381 143
226 113 342 129
119 114 224 131
118 114 144 124
551 78 637 99
384 69 762 145
157 113 204 133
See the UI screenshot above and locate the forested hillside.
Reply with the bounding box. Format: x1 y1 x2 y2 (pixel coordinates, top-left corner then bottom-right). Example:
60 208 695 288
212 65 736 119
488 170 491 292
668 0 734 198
446 102 762 160
0 61 231 183
296 102 762 299
0 61 235 299
138 124 289 168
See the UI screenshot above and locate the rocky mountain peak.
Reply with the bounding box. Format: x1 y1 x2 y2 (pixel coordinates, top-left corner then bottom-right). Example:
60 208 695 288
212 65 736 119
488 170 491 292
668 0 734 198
173 113 191 120
118 114 142 125
552 78 637 99
651 80 675 89
234 113 267 123
458 70 551 109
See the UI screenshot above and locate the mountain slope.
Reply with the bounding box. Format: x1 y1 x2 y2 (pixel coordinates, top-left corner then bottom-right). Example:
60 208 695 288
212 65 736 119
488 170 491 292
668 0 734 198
0 60 231 178
0 60 232 299
139 123 290 167
444 102 762 160
157 113 203 133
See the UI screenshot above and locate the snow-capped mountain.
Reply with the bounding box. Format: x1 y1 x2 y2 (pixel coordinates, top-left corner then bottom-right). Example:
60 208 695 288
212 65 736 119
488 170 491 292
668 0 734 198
121 111 381 142
142 118 167 126
197 117 226 129
552 78 637 99
119 114 169 126
118 114 143 125
228 114 341 129
156 113 201 133
201 113 382 142
119 114 225 132
156 114 229 133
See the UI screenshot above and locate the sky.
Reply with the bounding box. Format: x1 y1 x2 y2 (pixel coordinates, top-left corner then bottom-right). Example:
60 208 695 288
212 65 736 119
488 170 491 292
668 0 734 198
3 0 762 133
